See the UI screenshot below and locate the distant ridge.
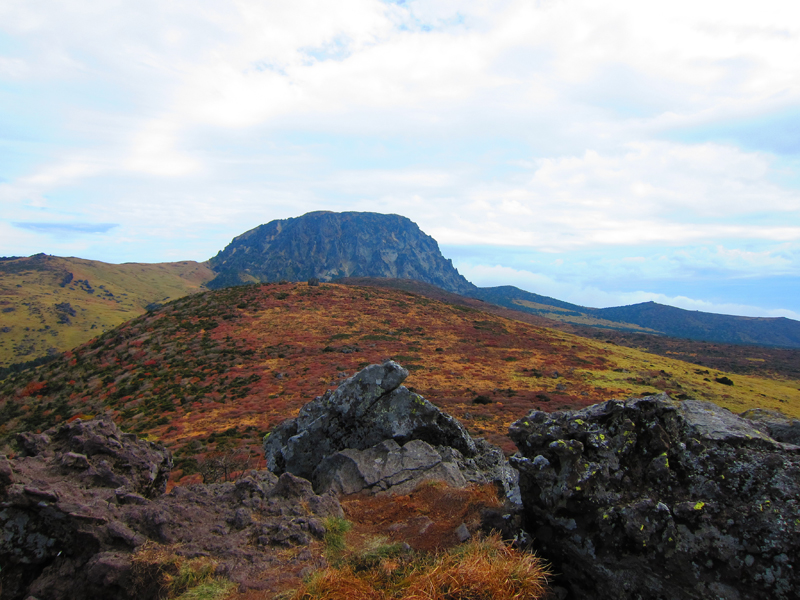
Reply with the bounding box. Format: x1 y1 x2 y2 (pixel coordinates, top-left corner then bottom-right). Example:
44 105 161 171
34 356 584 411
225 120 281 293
3 214 799 370
593 301 800 348
469 286 800 349
207 211 476 294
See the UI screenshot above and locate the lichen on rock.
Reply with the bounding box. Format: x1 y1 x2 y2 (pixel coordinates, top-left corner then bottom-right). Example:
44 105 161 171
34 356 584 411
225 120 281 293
509 393 800 600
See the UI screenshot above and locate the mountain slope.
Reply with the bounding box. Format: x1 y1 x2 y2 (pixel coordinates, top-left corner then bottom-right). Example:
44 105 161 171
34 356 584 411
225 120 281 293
342 278 800 380
592 301 800 347
2 282 797 487
468 286 659 333
207 211 475 294
0 254 214 367
469 286 800 348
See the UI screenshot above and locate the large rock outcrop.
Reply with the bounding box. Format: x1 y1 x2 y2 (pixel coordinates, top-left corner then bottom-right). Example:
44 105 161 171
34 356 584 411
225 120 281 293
1 418 341 600
264 361 519 502
207 210 476 294
509 394 800 600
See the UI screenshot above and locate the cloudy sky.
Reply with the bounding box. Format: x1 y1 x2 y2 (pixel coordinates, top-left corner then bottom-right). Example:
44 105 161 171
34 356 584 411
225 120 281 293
2 1 799 319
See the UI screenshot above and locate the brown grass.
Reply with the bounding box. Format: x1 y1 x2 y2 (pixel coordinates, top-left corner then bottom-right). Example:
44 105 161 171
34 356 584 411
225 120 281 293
131 541 232 599
290 534 550 600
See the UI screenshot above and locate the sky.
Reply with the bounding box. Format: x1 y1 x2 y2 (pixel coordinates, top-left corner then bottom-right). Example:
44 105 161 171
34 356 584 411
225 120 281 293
1 0 800 320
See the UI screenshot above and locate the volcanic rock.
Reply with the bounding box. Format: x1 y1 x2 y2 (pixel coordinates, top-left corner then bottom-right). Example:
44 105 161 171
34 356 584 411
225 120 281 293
264 361 519 501
313 439 467 495
509 393 800 600
0 418 341 600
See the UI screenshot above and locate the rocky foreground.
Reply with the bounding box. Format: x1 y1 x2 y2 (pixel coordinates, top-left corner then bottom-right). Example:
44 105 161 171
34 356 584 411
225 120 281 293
511 395 800 600
2 361 799 599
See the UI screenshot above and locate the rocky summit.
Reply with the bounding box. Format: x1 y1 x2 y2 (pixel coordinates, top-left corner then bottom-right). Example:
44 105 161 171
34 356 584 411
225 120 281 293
206 210 476 294
509 394 800 600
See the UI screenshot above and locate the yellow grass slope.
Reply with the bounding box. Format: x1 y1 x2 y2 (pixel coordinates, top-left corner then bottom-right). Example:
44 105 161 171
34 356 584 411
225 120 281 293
0 254 214 367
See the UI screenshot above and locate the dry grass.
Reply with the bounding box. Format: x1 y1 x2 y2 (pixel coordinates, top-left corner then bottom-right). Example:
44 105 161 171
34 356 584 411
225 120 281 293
130 542 234 599
290 533 550 600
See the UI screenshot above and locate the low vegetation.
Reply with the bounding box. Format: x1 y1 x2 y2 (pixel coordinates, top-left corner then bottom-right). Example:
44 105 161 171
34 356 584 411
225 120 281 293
0 254 213 367
1 282 798 481
291 481 549 600
292 533 549 600
131 543 235 600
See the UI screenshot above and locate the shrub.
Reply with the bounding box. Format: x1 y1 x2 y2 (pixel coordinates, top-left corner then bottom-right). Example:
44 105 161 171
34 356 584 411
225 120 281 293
197 448 255 483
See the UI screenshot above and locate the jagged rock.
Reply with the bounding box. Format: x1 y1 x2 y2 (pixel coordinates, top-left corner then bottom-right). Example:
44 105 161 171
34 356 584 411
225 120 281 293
509 394 800 600
12 417 173 498
437 438 521 504
264 361 519 501
740 407 800 445
264 361 476 479
1 420 341 600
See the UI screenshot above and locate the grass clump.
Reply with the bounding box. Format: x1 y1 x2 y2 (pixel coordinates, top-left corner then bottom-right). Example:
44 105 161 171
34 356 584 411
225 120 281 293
174 579 236 600
323 516 353 560
291 533 550 600
131 542 235 600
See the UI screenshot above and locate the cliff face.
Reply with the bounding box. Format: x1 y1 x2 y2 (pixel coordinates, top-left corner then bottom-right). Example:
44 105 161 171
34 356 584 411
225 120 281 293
207 211 475 294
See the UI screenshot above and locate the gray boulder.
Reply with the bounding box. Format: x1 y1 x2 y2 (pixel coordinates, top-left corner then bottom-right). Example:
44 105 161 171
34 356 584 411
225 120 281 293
313 437 521 502
509 393 800 600
740 407 800 445
264 361 519 501
313 439 466 495
264 361 475 479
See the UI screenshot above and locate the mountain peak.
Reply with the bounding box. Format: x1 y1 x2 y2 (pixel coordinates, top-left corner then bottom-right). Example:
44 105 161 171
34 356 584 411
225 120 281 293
207 211 475 294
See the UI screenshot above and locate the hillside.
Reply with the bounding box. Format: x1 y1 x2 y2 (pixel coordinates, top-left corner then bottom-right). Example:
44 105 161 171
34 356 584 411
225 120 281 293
468 286 659 332
207 211 475 294
471 285 800 348
4 210 798 374
341 278 800 379
0 254 214 368
2 282 797 487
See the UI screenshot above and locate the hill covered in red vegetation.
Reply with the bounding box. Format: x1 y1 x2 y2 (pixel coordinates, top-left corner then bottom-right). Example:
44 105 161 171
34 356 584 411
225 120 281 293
2 282 798 485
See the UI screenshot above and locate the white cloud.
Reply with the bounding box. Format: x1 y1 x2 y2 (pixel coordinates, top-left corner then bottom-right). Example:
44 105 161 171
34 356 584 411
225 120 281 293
124 121 200 176
425 141 800 250
1 0 800 315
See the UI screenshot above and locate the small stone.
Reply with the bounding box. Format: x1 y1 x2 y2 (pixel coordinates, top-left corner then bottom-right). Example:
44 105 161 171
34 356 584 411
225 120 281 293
455 523 471 542
232 507 252 529
532 455 551 469
60 452 90 470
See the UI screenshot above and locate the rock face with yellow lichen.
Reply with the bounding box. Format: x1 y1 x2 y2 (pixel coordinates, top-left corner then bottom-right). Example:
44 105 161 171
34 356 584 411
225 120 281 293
509 393 800 600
